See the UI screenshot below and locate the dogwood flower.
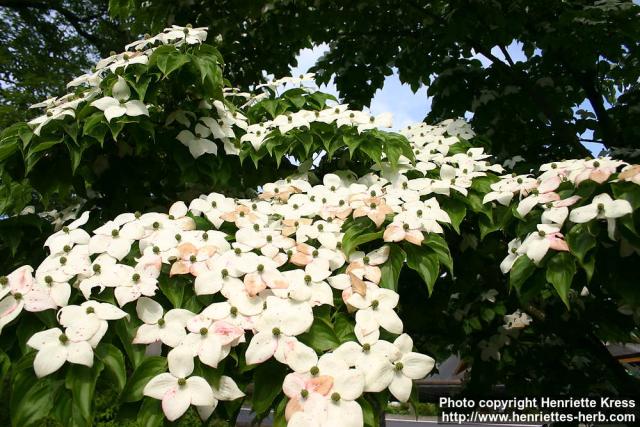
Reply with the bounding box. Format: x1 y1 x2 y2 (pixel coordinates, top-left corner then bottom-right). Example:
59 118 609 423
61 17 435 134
180 317 244 367
0 266 56 333
90 76 149 122
133 297 194 347
44 211 90 254
58 300 127 347
346 283 403 343
517 224 569 263
569 193 632 239
387 334 435 402
245 296 316 371
143 346 215 421
27 327 94 377
176 123 218 158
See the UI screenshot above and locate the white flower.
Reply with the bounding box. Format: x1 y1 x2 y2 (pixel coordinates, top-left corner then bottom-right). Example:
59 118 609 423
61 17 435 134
43 211 90 254
27 327 94 377
28 106 75 136
334 339 401 392
517 224 569 264
90 76 149 122
569 193 632 239
503 310 533 329
58 301 127 348
0 266 56 333
500 238 522 274
181 317 244 367
133 297 194 347
89 220 145 260
143 346 215 421
346 283 403 343
176 123 218 158
245 296 316 371
387 334 435 402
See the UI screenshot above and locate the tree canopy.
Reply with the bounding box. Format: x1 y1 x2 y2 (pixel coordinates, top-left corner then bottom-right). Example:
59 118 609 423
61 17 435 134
1 0 639 163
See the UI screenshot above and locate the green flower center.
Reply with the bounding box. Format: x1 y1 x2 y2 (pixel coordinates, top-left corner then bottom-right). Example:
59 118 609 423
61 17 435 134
331 392 341 402
272 327 281 336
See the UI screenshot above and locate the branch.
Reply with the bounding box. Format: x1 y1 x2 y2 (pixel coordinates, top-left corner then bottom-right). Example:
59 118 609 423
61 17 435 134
572 70 620 148
0 0 106 51
499 45 515 67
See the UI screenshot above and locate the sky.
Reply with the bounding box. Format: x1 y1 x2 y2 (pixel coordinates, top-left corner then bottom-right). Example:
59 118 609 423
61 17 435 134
288 42 606 155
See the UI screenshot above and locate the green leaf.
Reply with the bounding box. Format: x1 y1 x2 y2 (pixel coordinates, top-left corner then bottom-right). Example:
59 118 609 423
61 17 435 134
424 234 453 274
137 397 165 427
159 275 185 307
509 255 536 292
252 360 288 415
65 361 105 424
95 343 127 392
404 243 440 294
358 139 383 166
341 219 383 256
299 317 341 352
120 356 167 402
272 397 288 427
114 317 145 368
11 353 63 427
441 198 466 233
343 134 363 157
545 252 575 309
334 313 357 343
150 46 189 77
379 244 405 291
566 223 597 281
0 141 18 163
26 137 63 159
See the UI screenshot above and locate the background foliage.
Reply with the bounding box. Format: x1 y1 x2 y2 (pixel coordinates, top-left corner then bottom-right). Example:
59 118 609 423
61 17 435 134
1 0 639 163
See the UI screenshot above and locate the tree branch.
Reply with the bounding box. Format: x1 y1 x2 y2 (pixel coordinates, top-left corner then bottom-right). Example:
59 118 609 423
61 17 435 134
572 70 620 148
499 45 515 67
0 0 107 52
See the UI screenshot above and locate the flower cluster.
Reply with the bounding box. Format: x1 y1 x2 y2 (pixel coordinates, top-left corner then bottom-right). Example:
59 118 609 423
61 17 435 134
487 158 634 270
7 23 640 427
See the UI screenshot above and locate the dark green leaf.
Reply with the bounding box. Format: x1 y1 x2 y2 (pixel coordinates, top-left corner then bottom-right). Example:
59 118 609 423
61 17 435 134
120 356 167 402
